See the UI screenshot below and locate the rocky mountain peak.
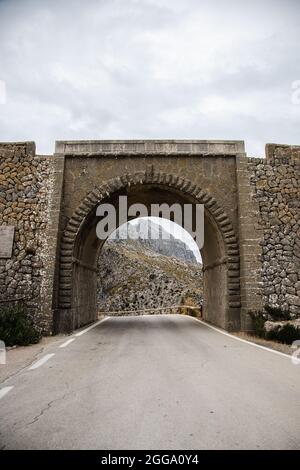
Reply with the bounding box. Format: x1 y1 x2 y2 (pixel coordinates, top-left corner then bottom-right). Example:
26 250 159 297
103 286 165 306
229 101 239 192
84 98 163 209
109 218 199 264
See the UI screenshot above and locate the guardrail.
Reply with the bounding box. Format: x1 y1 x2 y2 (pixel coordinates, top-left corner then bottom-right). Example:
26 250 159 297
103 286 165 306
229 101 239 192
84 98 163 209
99 305 202 315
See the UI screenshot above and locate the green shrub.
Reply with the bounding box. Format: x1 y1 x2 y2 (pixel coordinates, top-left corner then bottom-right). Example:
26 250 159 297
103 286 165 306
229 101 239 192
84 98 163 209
264 304 291 321
249 308 300 345
180 295 201 318
266 324 300 344
0 303 41 346
186 307 200 317
248 310 268 338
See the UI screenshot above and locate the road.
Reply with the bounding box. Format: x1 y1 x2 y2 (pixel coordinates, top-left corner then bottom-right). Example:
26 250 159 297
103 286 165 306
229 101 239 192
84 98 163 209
0 314 299 450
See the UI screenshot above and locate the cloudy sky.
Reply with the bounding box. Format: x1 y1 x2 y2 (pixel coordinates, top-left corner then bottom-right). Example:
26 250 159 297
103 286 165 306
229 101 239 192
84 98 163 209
0 0 299 156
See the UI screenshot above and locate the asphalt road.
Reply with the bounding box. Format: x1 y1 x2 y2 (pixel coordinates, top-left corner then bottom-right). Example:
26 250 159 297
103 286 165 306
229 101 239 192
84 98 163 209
0 314 299 450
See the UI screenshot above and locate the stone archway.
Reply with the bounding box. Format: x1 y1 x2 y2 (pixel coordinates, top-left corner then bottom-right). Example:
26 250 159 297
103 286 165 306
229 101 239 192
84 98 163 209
56 169 240 333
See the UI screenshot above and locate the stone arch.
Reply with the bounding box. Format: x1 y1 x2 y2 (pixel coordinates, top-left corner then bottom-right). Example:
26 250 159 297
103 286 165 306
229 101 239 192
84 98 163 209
56 168 240 333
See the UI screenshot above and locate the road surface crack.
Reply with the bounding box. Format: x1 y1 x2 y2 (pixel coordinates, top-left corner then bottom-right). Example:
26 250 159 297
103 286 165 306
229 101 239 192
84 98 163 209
0 345 47 386
26 392 69 427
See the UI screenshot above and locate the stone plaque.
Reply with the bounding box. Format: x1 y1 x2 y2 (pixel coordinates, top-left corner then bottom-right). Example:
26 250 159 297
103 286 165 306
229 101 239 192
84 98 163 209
0 226 15 258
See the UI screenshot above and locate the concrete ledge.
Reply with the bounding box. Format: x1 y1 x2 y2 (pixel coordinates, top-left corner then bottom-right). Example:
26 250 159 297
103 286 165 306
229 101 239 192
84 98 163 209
55 139 245 156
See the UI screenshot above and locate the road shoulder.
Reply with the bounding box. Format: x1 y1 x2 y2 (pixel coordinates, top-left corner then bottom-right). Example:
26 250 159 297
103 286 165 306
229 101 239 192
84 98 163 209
0 335 67 383
233 332 293 355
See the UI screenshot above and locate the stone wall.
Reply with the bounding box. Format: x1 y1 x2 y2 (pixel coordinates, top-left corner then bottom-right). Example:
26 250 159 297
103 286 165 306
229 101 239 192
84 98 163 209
0 142 54 333
0 140 299 335
247 144 300 317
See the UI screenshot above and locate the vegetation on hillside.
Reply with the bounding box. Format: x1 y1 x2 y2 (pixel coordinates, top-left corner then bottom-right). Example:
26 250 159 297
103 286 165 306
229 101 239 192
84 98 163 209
98 240 203 315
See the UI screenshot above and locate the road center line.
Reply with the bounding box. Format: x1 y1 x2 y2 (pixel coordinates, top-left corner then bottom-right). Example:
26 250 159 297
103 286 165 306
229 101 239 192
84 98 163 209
0 385 14 400
59 338 75 348
74 316 109 337
28 353 55 370
189 316 292 360
0 386 14 400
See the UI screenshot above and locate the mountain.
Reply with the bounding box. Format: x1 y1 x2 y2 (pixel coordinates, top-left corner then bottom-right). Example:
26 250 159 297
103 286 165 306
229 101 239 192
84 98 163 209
109 218 198 264
98 222 203 315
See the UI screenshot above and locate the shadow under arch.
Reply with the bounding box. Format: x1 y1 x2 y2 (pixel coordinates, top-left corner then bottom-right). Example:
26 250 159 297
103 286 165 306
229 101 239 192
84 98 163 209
56 170 241 333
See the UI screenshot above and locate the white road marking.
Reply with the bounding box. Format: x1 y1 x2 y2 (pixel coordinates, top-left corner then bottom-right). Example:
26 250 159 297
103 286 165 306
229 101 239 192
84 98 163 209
28 353 55 370
74 317 109 337
59 338 75 348
0 386 14 400
188 316 292 360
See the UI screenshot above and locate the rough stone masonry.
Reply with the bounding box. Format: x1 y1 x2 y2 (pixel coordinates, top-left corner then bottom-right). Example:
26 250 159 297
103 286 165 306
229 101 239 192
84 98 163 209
0 142 54 332
248 145 300 317
0 140 299 334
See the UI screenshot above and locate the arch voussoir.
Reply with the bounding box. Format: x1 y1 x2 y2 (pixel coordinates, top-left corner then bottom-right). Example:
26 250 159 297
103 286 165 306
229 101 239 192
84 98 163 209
58 171 241 323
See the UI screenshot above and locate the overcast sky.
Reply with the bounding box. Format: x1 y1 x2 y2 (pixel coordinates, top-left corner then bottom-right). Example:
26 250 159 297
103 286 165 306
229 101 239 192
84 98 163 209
0 0 299 156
